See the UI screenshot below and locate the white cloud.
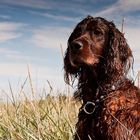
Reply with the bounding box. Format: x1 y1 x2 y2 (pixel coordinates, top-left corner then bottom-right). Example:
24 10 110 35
31 26 71 49
0 22 25 42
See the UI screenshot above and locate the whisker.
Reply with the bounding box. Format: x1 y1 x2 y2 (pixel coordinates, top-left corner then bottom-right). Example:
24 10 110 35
99 91 118 103
93 54 105 59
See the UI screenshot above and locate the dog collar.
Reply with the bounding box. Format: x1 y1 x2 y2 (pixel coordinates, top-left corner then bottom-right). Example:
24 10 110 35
83 95 103 115
83 78 127 115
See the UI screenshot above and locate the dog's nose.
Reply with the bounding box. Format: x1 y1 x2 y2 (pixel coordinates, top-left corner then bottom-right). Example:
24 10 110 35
70 41 83 52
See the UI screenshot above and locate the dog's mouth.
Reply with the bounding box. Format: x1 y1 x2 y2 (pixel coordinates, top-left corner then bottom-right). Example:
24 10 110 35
69 54 99 68
69 56 82 67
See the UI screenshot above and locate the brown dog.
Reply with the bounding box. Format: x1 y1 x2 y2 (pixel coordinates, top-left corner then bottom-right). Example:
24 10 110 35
64 16 140 140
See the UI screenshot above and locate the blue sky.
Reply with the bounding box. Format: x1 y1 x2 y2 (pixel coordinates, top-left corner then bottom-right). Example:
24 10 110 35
0 0 140 100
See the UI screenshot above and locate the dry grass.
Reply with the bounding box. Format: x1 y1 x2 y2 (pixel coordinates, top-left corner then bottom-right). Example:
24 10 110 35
0 94 80 140
0 69 81 140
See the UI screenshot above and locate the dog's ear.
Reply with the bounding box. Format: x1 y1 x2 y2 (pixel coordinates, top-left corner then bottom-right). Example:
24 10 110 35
103 23 133 75
64 47 79 85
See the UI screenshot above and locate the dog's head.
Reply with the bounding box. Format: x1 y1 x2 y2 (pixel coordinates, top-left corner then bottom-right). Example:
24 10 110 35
64 16 133 84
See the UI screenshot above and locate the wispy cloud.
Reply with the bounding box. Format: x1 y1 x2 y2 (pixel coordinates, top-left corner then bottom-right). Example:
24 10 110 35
93 6 118 18
0 0 53 9
0 32 21 42
0 22 25 42
0 0 96 18
93 0 140 18
31 26 71 49
0 22 24 31
0 48 28 62
30 11 79 22
0 15 11 19
118 0 140 11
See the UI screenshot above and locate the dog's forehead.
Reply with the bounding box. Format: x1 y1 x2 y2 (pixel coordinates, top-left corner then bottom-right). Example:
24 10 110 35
87 18 108 28
77 17 108 31
86 20 98 28
68 17 109 42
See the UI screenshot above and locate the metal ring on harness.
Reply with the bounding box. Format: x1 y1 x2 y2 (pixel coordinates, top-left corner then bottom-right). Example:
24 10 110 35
83 101 96 115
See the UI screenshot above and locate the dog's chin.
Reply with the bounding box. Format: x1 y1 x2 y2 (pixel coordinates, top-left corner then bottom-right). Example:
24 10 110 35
85 58 97 65
70 58 99 68
70 59 81 68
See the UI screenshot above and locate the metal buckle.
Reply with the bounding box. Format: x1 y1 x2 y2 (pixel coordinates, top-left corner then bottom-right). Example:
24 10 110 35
83 101 96 115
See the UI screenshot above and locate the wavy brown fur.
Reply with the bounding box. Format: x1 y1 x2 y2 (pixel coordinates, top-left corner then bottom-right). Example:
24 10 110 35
64 16 140 140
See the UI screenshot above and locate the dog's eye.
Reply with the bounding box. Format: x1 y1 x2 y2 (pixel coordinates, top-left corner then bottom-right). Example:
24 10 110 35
94 30 102 36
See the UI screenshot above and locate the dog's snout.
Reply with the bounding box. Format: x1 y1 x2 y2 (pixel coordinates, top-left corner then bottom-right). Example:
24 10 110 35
70 41 83 52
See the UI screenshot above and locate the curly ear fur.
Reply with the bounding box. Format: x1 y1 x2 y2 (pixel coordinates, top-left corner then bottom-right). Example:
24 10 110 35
102 25 133 77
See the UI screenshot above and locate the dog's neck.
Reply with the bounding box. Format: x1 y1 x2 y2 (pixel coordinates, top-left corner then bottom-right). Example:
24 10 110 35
79 66 126 103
